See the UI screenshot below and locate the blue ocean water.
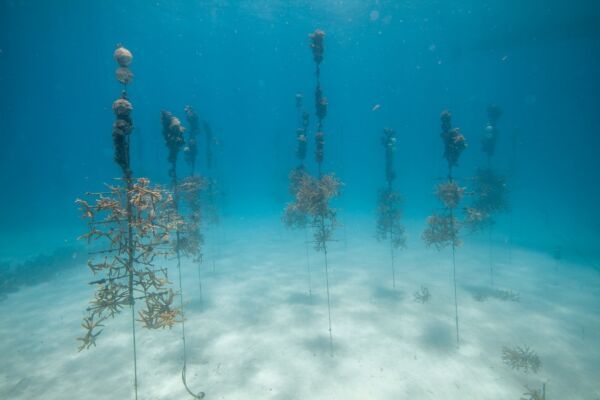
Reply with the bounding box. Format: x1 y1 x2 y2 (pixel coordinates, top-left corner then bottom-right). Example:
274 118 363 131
1 1 599 399
1 0 599 249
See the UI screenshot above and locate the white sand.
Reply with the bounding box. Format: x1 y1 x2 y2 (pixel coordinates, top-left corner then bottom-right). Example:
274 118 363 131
1 216 599 399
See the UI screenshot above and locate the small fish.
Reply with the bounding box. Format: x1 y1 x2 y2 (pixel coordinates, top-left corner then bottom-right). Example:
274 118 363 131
371 104 381 112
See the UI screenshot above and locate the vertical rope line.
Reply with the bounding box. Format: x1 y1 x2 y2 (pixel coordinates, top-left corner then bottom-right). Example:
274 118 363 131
172 168 189 365
190 168 203 309
450 206 460 349
323 243 333 356
489 226 494 287
304 226 313 298
197 260 203 312
173 166 205 399
123 119 139 400
390 236 396 290
130 297 139 400
449 170 459 348
452 242 459 348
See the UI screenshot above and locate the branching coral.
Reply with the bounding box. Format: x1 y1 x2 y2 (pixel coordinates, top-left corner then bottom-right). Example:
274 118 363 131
502 346 542 373
466 105 509 287
198 120 220 226
440 111 467 171
162 107 207 398
520 384 546 400
177 175 205 262
436 181 465 209
76 178 181 348
283 29 340 356
423 213 461 250
465 167 509 232
470 287 520 302
184 105 200 174
375 127 406 288
161 110 186 177
376 189 406 249
413 286 431 304
422 110 468 347
77 45 182 400
284 173 341 250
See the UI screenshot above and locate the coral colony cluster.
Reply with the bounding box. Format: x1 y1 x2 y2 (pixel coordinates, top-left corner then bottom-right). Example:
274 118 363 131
284 29 341 356
464 105 510 287
284 29 341 251
177 106 206 265
465 105 509 232
184 105 200 174
73 32 525 400
161 108 206 399
199 119 220 226
375 127 406 288
76 45 181 399
423 111 467 250
502 345 542 373
422 110 467 347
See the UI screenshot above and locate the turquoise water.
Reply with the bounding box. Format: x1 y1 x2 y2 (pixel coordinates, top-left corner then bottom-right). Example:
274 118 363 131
1 1 599 399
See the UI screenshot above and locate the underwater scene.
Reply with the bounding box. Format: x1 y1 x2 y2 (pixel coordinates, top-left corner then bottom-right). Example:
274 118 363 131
1 1 600 399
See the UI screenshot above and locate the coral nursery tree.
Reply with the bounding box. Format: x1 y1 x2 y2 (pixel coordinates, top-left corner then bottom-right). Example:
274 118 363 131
376 128 406 289
201 119 220 227
196 117 220 274
284 29 342 356
160 109 205 399
465 105 509 286
422 110 467 348
282 92 313 296
182 105 206 304
76 45 181 400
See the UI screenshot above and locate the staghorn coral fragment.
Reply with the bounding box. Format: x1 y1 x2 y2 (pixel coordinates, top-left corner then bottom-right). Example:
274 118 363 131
423 109 468 348
435 181 465 209
520 384 546 400
77 315 106 351
464 167 509 232
464 206 492 231
376 126 405 289
77 178 181 347
183 105 200 172
470 286 520 302
176 175 206 262
413 286 431 304
422 213 461 250
502 345 542 373
283 173 342 250
376 188 406 249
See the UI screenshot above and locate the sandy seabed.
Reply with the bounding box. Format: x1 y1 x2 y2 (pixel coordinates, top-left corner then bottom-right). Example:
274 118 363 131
1 216 599 399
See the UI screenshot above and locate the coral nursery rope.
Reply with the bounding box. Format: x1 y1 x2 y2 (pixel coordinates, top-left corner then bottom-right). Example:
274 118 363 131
172 168 205 399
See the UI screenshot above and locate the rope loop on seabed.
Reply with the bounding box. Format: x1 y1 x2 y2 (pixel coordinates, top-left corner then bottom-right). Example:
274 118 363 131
182 363 205 399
